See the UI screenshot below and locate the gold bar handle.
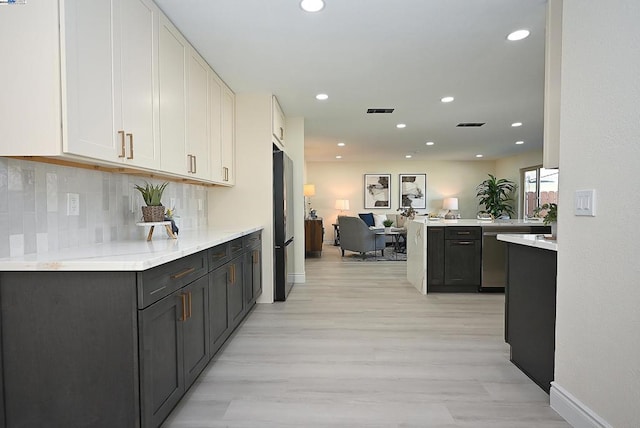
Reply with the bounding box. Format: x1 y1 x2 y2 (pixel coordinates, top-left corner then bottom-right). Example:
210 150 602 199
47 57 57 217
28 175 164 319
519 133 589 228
118 130 125 158
193 155 197 173
180 293 187 322
170 266 196 280
126 133 134 159
253 250 258 265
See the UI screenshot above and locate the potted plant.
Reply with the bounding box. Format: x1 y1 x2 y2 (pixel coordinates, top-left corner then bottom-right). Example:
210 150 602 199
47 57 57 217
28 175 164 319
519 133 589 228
134 181 168 222
383 219 394 233
534 202 558 238
397 206 416 219
476 174 516 219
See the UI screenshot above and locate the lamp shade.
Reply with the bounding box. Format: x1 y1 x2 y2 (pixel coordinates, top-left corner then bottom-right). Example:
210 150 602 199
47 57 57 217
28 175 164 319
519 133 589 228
443 197 459 210
303 184 316 197
334 199 350 210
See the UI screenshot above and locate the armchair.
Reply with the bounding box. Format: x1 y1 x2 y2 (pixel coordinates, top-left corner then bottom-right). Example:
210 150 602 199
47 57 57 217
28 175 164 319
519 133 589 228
337 216 386 259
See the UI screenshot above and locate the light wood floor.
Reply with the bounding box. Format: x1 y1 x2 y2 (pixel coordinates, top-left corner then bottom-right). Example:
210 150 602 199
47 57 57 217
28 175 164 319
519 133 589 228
163 245 570 427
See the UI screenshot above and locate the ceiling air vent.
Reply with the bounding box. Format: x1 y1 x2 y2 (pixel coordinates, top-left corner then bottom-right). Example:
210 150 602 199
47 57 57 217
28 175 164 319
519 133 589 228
367 108 395 114
456 122 486 127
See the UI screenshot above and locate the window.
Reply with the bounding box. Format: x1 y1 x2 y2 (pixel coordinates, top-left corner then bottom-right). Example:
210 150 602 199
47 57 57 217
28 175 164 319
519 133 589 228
521 165 559 218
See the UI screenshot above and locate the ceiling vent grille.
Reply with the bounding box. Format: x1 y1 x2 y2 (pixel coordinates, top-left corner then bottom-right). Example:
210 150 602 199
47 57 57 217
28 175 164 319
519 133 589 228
457 122 486 127
367 108 395 114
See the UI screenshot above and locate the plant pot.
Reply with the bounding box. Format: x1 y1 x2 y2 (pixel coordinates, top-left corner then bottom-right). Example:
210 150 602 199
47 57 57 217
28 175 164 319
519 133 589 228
141 205 165 222
384 227 391 233
550 222 557 239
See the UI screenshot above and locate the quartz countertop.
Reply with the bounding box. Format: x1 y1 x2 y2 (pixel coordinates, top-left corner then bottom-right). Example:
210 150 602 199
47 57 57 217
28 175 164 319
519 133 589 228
0 226 263 271
497 233 558 252
412 217 547 227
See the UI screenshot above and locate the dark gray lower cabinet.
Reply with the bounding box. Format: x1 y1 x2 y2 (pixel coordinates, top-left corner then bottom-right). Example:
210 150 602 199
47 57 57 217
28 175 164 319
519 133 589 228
444 239 481 286
427 227 445 286
244 246 262 306
428 226 481 292
0 231 261 428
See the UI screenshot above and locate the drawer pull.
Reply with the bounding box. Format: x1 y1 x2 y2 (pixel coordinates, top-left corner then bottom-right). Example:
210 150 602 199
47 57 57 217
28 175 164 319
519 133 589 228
149 285 167 295
211 252 226 260
170 267 196 280
454 241 473 245
180 293 187 322
456 231 471 235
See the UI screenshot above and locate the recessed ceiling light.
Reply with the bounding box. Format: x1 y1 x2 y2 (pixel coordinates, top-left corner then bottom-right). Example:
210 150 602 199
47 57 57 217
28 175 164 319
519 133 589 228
335 155 342 159
396 123 406 129
475 154 483 158
425 141 435 146
405 155 412 159
515 141 524 145
337 142 345 147
511 122 523 127
315 93 328 100
441 96 454 103
507 29 530 41
300 0 324 13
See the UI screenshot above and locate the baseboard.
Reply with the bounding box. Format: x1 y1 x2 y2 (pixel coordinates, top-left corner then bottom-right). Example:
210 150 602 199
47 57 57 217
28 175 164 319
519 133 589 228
550 382 612 428
290 272 306 284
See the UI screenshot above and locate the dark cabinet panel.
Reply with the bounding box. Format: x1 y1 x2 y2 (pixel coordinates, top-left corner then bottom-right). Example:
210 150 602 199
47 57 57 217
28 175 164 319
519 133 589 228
444 239 481 286
183 276 210 388
251 248 262 302
305 219 324 256
139 292 185 428
227 257 244 328
427 227 445 286
209 265 229 356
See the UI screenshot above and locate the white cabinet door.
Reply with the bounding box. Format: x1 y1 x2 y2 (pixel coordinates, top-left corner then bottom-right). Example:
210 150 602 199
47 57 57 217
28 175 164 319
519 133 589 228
187 49 211 179
208 71 223 183
63 0 117 160
221 87 235 185
116 0 160 168
272 95 285 146
64 0 159 168
158 16 188 175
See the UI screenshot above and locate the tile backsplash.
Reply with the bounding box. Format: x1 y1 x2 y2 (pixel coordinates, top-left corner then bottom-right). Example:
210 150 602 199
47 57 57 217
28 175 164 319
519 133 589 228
0 158 208 258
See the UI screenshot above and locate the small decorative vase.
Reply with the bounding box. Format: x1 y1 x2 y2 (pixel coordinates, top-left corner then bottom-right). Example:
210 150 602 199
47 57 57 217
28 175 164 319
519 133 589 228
384 227 391 233
550 222 557 239
141 205 165 222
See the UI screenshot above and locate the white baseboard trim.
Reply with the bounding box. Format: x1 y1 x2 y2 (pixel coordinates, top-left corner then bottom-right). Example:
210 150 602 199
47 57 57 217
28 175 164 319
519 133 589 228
550 382 612 428
290 272 306 284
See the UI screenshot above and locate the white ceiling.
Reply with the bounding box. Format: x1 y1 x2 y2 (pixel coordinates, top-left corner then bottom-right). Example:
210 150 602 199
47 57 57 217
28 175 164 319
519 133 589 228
154 0 548 162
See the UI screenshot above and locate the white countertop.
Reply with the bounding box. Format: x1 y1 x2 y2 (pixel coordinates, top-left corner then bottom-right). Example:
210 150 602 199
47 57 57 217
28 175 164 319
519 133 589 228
413 218 547 227
497 233 558 252
0 226 263 271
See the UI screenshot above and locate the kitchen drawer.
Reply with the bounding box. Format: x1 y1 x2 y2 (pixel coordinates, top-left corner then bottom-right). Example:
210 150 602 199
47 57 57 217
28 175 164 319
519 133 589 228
137 251 208 309
208 243 230 272
445 227 481 240
229 237 244 259
243 231 261 249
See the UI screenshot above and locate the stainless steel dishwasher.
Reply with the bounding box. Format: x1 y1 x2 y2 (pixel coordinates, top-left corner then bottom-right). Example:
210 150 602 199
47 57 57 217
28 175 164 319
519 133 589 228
481 227 532 290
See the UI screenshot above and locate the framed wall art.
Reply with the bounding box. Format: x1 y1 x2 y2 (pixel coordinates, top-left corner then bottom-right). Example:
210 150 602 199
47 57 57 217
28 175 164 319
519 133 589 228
399 173 426 209
364 174 391 209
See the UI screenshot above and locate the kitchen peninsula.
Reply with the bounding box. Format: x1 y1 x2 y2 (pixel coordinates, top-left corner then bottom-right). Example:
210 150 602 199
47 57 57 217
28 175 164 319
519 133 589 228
0 226 262 428
406 218 549 294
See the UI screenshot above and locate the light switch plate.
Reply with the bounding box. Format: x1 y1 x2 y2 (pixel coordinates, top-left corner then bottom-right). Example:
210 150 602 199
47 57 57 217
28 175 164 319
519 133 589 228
67 193 80 216
575 189 596 216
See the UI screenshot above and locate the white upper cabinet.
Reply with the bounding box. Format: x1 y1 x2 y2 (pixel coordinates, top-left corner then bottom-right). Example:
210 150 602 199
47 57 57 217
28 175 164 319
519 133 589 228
221 86 236 185
186 48 211 179
208 71 224 183
65 0 160 168
272 95 285 146
158 16 188 176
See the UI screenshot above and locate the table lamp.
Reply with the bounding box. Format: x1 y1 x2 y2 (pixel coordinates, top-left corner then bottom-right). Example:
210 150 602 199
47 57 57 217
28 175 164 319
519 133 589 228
334 199 350 215
443 197 459 219
304 184 316 218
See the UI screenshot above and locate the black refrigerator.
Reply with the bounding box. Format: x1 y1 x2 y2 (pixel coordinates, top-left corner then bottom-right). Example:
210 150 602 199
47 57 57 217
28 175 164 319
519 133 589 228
273 148 295 301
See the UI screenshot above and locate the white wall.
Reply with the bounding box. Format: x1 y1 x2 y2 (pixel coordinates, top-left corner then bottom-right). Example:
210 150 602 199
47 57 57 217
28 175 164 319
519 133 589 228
553 1 640 426
306 159 496 229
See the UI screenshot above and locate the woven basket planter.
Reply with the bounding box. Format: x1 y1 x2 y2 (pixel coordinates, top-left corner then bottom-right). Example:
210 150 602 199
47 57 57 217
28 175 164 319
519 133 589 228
141 205 165 222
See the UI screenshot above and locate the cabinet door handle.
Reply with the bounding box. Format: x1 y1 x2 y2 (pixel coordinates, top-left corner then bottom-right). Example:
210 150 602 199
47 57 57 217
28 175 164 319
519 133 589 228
187 154 193 173
192 155 197 173
454 241 473 245
180 293 187 322
229 264 236 284
170 266 196 280
253 250 259 265
118 130 126 158
279 127 284 140
126 133 134 159
457 231 471 235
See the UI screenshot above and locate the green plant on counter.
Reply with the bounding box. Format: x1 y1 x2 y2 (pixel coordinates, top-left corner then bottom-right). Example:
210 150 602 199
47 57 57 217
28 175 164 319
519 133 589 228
134 181 168 206
534 203 557 225
476 174 516 219
383 219 394 227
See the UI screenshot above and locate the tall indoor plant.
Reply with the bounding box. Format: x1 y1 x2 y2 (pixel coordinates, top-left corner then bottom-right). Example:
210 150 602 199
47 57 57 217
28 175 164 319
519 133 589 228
476 174 517 219
134 181 168 222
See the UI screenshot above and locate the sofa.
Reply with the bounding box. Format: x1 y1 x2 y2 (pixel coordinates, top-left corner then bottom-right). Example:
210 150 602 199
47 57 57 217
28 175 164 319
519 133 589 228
357 213 407 252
